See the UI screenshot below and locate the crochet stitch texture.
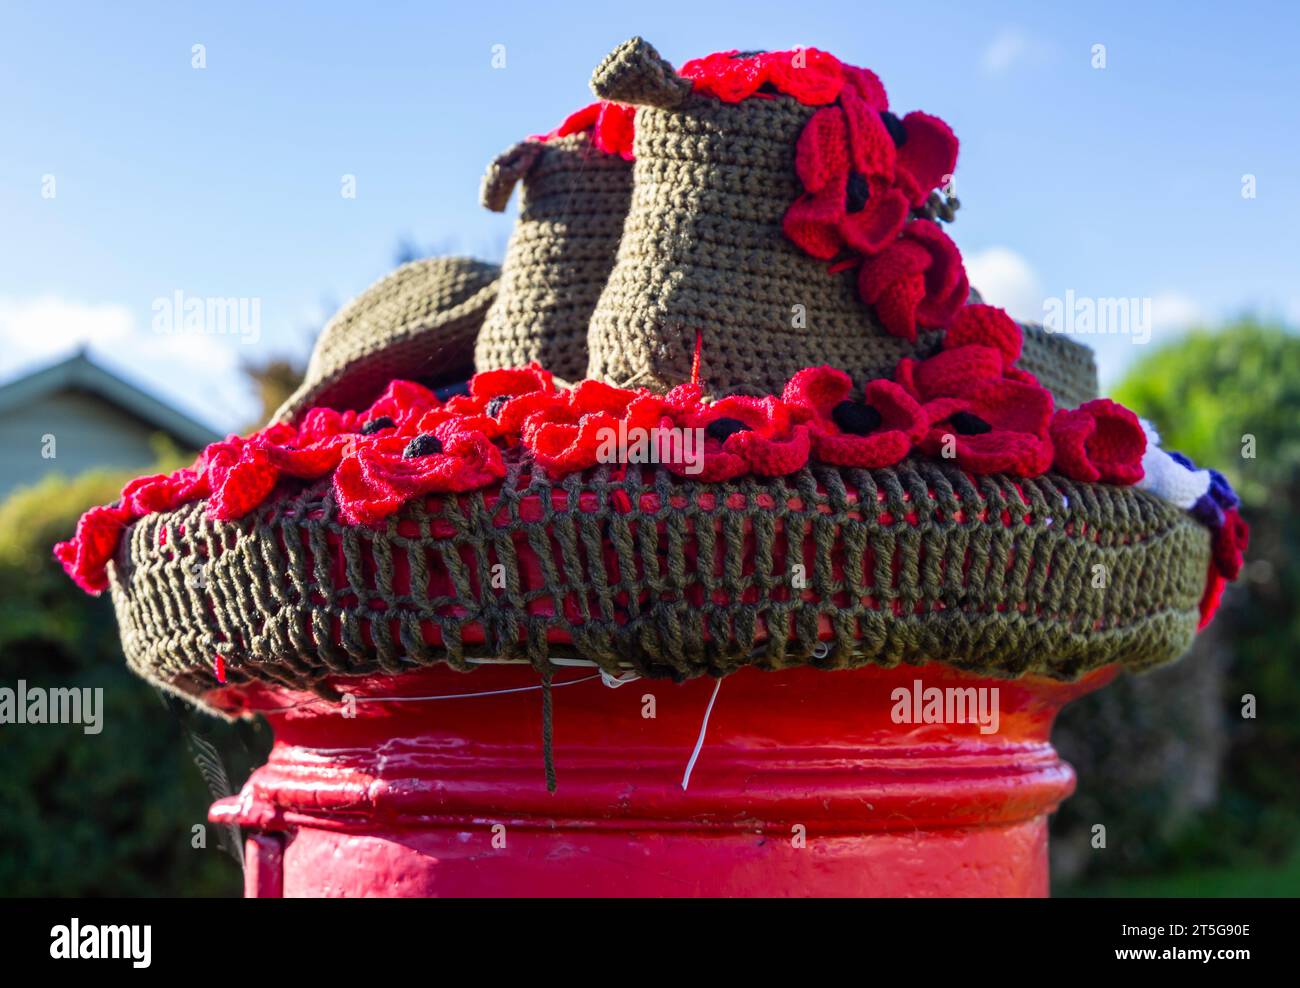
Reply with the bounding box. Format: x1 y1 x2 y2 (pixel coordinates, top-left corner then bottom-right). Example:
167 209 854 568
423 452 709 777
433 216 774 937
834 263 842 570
476 129 633 380
107 458 1211 701
583 40 1097 409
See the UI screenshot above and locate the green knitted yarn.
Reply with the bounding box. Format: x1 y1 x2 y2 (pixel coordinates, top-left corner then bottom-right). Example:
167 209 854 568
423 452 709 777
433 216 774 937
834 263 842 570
589 36 692 110
476 132 634 381
108 456 1209 704
275 257 499 423
1020 324 1099 410
587 93 906 394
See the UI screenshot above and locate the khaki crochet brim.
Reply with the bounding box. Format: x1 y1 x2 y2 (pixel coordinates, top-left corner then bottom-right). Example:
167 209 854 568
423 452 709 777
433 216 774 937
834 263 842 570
108 456 1211 705
274 256 500 424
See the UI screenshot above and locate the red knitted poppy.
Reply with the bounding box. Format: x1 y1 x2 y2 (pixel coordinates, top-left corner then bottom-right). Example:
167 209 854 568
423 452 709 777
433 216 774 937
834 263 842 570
843 65 889 111
896 304 1044 414
714 396 811 476
120 468 205 517
259 435 353 479
566 379 650 418
365 380 441 432
333 428 505 527
551 100 637 159
53 502 133 594
1212 507 1249 581
783 366 925 468
201 435 282 522
1197 506 1250 629
858 219 969 341
299 406 362 441
508 379 670 476
523 413 620 476
919 377 1055 476
680 48 845 105
416 362 561 441
1049 399 1147 486
552 101 600 136
943 304 1023 367
1198 565 1227 629
904 346 1006 402
783 90 910 259
892 112 959 208
255 407 360 479
469 363 554 400
667 394 811 482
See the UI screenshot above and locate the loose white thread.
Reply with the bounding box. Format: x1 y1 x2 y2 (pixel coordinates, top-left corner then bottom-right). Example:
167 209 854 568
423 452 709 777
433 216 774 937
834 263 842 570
355 673 601 703
599 669 641 688
245 673 602 712
681 677 723 792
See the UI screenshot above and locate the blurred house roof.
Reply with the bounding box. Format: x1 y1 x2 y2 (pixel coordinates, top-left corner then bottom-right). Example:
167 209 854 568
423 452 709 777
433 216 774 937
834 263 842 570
0 349 222 449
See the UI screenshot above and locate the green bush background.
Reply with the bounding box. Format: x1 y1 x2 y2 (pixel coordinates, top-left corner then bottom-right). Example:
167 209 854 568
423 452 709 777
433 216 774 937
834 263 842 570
0 466 268 897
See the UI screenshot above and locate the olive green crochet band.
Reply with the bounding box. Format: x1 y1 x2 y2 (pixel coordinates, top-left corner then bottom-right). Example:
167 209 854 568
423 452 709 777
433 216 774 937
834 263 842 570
108 457 1209 706
1019 324 1098 410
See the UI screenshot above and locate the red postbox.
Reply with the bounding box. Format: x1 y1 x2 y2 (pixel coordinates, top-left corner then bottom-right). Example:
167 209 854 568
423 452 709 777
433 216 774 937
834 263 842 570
210 661 1115 897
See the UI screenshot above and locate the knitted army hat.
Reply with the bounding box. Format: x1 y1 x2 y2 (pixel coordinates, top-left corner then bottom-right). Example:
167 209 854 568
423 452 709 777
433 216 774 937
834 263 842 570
57 38 1247 717
275 256 499 423
585 39 1097 409
475 109 634 381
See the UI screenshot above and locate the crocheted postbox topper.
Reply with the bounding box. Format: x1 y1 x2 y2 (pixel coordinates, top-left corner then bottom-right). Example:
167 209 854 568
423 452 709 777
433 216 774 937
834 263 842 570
57 38 1244 710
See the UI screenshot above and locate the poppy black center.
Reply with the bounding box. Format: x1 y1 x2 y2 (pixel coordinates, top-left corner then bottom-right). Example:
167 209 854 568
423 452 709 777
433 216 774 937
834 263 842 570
879 110 908 148
831 400 882 435
360 416 395 435
486 395 512 418
845 170 871 213
946 411 992 435
403 433 444 458
705 417 751 443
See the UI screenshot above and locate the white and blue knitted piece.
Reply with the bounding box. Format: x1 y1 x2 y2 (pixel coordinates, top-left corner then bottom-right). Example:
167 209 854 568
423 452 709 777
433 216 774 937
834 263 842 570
1134 418 1211 509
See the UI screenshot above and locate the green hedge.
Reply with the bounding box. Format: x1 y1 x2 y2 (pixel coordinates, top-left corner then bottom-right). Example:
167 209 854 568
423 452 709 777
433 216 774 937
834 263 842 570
0 467 269 897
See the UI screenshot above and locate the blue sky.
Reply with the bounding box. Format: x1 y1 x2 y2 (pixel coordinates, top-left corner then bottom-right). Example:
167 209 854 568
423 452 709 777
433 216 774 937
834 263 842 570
2 1 1296 432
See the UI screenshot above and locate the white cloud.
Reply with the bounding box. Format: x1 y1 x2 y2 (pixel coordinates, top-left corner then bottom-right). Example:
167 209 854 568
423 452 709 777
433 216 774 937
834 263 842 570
962 253 1209 340
981 28 1052 76
1149 292 1207 336
148 331 240 372
0 297 133 362
0 295 240 376
964 247 1044 323
0 295 254 431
